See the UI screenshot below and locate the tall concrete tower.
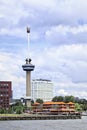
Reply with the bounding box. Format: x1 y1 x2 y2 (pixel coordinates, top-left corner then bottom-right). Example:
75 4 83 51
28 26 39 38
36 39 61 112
22 27 35 108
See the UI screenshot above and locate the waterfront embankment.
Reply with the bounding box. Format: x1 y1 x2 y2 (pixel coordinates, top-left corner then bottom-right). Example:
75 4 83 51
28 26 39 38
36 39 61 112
0 114 81 120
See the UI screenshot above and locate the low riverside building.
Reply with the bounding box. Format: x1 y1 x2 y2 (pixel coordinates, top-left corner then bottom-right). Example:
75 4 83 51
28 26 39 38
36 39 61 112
32 101 75 115
0 81 12 109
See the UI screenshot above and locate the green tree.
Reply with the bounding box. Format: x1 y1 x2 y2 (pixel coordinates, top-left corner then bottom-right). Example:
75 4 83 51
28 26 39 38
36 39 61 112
0 108 5 114
64 95 75 103
79 99 87 104
81 104 87 111
16 107 22 114
75 103 82 112
15 106 23 114
15 101 23 106
52 96 64 102
31 99 34 105
10 101 24 114
36 98 43 104
57 96 64 102
52 96 58 102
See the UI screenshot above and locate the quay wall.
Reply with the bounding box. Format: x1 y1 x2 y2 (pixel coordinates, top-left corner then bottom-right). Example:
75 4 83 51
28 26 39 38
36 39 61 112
0 115 81 121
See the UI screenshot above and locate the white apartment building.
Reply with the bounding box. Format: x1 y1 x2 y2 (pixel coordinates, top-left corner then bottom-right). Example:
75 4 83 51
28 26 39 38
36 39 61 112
31 79 53 101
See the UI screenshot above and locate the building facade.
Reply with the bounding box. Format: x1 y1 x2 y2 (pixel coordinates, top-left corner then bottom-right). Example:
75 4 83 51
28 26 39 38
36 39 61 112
32 101 75 115
0 81 12 108
31 79 53 101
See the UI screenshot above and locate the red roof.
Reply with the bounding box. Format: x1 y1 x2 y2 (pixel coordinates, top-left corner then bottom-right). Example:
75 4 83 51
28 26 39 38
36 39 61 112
43 101 66 105
33 102 40 106
67 102 74 105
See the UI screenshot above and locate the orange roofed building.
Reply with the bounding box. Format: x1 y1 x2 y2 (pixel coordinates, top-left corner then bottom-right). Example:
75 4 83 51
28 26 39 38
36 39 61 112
32 101 75 114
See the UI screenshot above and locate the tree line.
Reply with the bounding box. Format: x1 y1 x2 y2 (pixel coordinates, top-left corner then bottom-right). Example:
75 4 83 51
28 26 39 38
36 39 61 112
0 95 87 114
36 96 87 111
36 95 87 104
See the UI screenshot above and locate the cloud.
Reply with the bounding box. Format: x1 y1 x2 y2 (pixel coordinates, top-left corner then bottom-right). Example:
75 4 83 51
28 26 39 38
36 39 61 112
0 51 26 98
0 0 87 99
55 82 87 99
33 44 87 82
45 24 87 45
0 0 28 26
1 0 87 44
57 89 68 96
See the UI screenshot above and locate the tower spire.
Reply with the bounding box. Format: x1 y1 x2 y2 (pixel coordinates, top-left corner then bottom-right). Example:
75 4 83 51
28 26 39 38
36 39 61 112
27 27 30 59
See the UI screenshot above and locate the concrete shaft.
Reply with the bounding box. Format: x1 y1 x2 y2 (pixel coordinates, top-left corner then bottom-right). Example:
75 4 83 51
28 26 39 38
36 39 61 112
26 71 31 97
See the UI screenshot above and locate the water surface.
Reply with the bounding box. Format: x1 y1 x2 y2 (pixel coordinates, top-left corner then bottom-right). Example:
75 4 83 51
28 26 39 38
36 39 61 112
0 116 87 130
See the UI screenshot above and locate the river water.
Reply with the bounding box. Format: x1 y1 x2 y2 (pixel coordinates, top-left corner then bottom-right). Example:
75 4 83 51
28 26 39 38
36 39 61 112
0 116 87 130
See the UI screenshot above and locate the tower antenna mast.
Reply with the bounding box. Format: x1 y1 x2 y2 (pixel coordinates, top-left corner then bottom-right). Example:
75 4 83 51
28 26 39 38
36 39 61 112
27 27 30 59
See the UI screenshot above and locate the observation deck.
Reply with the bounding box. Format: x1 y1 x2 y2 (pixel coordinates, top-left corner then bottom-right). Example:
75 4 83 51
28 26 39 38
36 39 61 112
22 58 35 71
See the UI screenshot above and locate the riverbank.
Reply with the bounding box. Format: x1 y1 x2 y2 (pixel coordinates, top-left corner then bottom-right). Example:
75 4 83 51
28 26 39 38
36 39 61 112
0 114 81 120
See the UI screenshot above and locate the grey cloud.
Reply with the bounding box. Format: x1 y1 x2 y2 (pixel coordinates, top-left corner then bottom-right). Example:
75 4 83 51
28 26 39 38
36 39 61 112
33 45 87 83
45 25 87 45
0 0 87 99
1 0 87 45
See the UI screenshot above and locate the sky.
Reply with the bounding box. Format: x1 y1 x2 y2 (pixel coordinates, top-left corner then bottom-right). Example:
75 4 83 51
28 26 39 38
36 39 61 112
0 0 87 99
